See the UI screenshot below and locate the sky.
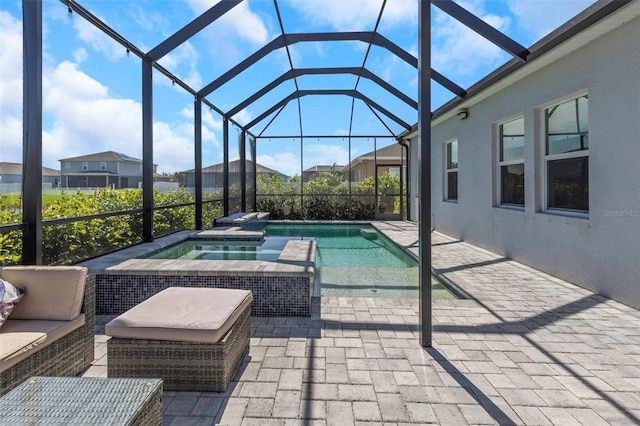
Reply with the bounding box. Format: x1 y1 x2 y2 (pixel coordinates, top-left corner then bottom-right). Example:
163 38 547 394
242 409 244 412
0 0 596 177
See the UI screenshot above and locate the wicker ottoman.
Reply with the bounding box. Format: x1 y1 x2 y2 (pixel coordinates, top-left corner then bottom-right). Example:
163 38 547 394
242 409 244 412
105 287 252 392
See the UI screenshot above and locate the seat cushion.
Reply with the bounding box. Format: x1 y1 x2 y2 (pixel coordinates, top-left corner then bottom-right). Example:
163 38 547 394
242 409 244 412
1 266 86 321
105 287 252 344
0 315 85 373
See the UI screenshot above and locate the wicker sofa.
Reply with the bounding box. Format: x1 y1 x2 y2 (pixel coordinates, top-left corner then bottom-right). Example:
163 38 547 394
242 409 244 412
0 266 95 396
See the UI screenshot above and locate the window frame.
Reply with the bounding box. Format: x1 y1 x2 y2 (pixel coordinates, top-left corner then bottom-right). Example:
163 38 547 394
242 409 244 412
542 94 589 216
444 139 458 202
81 161 89 171
100 161 107 171
497 115 525 208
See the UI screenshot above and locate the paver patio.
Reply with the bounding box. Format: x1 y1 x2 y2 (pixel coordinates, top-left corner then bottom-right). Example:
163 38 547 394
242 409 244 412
85 221 640 425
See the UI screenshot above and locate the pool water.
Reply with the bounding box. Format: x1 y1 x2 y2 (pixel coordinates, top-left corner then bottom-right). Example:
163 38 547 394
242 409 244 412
143 224 457 299
264 224 456 299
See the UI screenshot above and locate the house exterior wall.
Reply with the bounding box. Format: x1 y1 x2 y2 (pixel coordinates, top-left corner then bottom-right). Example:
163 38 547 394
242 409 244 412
61 160 142 189
118 161 142 176
411 17 640 308
346 160 403 183
0 170 59 186
0 174 23 184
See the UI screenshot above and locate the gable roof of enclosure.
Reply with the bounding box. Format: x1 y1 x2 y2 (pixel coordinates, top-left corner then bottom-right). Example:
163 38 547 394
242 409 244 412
61 0 424 138
58 0 631 140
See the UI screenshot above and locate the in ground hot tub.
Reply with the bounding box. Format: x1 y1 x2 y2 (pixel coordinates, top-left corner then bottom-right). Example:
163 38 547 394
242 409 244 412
78 229 315 317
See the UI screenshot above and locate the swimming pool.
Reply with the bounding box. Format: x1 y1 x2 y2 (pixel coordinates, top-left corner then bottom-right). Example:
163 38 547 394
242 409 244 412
141 223 457 299
264 224 456 299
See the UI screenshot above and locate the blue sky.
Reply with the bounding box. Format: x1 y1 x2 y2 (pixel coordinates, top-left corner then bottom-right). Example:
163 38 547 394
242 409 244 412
0 0 595 177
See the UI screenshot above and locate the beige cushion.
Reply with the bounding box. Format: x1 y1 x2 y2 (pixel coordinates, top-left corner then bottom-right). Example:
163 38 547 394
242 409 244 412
106 287 252 344
0 315 85 373
1 266 87 321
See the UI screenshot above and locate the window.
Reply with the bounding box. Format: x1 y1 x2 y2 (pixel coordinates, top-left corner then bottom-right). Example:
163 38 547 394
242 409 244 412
545 95 588 213
498 116 525 206
445 140 458 201
64 162 70 169
100 162 107 171
82 161 88 171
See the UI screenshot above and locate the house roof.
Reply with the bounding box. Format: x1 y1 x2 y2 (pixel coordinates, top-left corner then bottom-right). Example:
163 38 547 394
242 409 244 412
62 171 120 176
354 144 402 161
59 151 142 163
181 160 287 177
0 162 59 176
342 144 403 170
303 165 343 173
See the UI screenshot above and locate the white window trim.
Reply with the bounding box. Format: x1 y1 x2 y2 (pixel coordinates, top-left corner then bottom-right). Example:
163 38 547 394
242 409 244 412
497 116 525 209
444 139 458 202
100 161 107 171
541 93 589 217
82 161 89 171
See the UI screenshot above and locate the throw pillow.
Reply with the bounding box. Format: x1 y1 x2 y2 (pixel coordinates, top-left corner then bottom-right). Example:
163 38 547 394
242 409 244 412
0 278 26 328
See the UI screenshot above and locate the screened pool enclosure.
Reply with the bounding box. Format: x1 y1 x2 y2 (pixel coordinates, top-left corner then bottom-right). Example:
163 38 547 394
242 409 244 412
4 0 629 346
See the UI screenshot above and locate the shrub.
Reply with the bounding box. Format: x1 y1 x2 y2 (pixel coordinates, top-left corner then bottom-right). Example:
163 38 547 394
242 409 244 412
0 188 224 266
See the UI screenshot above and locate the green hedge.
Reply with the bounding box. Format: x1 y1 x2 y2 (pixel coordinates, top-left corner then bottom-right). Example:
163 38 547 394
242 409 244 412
255 171 400 220
1 171 403 265
0 188 223 266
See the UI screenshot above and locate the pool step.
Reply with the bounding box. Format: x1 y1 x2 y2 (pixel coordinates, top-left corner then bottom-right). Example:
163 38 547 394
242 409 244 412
196 228 264 241
214 212 270 230
359 228 379 240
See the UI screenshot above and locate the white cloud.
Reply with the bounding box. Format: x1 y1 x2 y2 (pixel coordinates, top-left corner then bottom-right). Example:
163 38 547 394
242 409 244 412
230 109 253 126
378 0 418 29
157 41 202 90
186 0 269 45
304 144 350 166
0 11 22 119
184 0 270 67
179 106 222 152
72 13 126 61
289 0 415 31
257 152 299 177
202 109 223 132
153 121 194 173
0 11 24 164
507 0 596 41
39 60 198 173
431 3 510 77
73 48 88 64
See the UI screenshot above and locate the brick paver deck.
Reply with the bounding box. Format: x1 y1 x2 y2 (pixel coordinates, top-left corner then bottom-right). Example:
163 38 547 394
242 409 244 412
86 221 640 425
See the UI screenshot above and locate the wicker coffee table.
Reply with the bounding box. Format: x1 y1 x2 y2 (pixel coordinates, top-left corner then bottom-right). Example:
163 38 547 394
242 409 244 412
0 376 162 425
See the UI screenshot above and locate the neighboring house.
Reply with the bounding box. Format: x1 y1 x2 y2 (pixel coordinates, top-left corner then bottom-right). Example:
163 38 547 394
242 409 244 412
178 160 288 189
0 162 59 188
402 3 640 309
341 144 404 183
302 165 344 183
59 151 158 189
